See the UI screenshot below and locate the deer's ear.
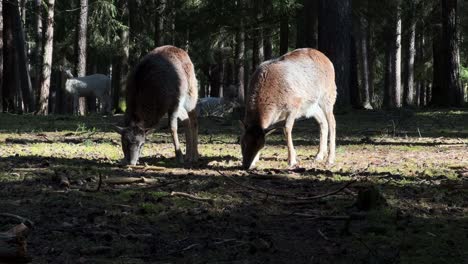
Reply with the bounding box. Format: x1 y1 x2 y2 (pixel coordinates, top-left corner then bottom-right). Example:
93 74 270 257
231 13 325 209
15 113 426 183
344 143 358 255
113 125 126 134
264 127 277 136
238 120 246 133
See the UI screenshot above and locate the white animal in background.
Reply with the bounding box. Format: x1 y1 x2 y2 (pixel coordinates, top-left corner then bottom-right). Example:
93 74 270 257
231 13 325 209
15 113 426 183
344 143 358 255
64 69 112 114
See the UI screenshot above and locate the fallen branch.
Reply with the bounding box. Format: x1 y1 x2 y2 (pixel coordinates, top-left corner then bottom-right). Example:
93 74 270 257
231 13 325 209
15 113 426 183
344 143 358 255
295 181 356 201
0 213 34 227
96 173 103 191
292 213 351 221
170 192 214 204
104 177 159 185
217 170 355 202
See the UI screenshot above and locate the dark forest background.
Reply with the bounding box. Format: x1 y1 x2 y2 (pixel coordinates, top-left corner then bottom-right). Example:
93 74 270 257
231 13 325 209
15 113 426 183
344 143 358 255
0 0 467 115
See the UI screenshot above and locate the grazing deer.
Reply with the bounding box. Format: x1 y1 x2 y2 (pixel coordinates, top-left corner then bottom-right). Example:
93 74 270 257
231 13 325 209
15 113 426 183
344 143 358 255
240 48 337 170
64 70 112 114
115 46 199 165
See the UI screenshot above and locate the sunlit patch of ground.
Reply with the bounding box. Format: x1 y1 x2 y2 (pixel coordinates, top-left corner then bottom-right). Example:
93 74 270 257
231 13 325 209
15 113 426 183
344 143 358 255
0 109 467 263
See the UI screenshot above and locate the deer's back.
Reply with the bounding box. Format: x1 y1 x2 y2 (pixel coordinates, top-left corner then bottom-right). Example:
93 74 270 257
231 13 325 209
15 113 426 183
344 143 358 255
246 49 336 128
126 46 198 127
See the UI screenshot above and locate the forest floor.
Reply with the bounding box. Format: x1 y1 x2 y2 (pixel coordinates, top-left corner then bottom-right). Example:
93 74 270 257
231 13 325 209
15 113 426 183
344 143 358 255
0 109 467 264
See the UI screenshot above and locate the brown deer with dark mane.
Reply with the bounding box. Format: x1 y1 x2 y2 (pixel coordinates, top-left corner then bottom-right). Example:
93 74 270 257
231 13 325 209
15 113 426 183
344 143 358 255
116 46 199 165
240 48 337 169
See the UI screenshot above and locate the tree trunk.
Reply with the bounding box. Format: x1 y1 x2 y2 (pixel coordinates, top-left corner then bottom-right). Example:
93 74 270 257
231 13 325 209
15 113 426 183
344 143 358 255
350 35 360 108
304 0 318 48
3 0 15 112
295 0 305 48
77 0 88 115
390 4 402 108
37 0 54 115
113 0 129 114
0 0 3 112
358 16 372 109
404 5 416 107
243 35 251 99
383 38 393 109
38 0 55 115
12 0 34 112
235 9 245 104
431 24 445 106
280 15 289 55
296 0 318 48
318 0 352 108
252 0 264 71
263 0 273 60
154 0 166 47
442 0 463 106
33 0 42 101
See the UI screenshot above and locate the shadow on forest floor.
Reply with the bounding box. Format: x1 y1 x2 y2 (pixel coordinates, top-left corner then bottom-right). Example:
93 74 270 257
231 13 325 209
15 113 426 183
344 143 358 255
0 109 467 263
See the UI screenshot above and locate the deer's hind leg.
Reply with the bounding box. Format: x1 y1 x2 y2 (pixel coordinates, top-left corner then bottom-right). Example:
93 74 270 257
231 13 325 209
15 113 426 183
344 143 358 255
312 107 329 162
324 108 336 164
188 109 199 162
177 108 196 164
169 111 185 164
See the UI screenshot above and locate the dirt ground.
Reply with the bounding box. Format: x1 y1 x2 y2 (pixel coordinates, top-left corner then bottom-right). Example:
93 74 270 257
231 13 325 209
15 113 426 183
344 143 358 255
0 109 467 264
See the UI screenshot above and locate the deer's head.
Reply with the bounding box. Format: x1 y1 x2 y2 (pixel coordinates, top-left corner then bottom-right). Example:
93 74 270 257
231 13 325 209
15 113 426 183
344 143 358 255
114 123 151 165
240 122 275 170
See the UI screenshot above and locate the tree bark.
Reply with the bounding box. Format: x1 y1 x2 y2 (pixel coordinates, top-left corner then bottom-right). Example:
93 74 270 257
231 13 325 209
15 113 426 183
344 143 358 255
0 0 3 112
383 38 393 109
33 0 42 101
3 0 16 112
12 0 34 112
263 0 273 60
37 0 54 115
296 0 318 48
280 15 289 55
77 0 88 115
235 6 245 104
113 0 129 113
350 35 360 108
431 24 445 106
404 4 416 107
304 0 318 48
358 16 372 109
318 0 352 108
252 0 264 71
390 3 402 108
442 0 463 106
154 0 166 47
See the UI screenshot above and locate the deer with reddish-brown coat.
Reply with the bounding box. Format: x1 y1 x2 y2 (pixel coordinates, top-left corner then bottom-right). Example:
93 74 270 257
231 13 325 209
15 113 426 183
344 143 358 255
240 48 337 169
115 46 199 165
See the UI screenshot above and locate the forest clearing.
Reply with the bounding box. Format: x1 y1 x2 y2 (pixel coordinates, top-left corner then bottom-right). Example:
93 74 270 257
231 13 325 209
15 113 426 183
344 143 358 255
0 110 467 263
1 0 468 263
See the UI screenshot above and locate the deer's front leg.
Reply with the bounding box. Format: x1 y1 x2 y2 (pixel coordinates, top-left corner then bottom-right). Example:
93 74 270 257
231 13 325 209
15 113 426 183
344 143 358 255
73 95 79 115
284 117 297 168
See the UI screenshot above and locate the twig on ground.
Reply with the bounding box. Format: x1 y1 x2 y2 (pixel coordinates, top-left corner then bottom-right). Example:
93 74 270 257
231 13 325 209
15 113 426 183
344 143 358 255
170 192 214 204
0 213 34 227
317 229 331 241
96 173 103 191
103 177 159 185
292 213 351 221
136 179 185 190
218 170 355 202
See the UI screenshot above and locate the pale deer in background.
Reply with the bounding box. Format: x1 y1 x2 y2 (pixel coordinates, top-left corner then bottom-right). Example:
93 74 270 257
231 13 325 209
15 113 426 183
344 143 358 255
115 46 199 166
240 48 337 170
